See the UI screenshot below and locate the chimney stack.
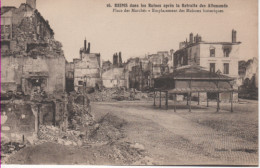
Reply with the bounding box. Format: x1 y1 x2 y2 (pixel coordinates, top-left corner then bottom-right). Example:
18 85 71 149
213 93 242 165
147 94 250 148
119 52 122 66
87 42 91 53
232 29 237 43
113 53 119 66
26 0 36 9
189 33 193 44
84 38 87 51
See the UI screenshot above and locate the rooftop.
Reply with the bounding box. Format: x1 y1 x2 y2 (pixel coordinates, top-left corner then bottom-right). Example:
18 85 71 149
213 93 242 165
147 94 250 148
157 65 234 81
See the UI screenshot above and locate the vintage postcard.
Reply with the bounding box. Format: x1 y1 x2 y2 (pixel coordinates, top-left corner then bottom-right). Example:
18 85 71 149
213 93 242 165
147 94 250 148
0 0 258 166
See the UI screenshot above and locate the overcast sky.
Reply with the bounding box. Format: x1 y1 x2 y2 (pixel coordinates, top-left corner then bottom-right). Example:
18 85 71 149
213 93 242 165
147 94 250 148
2 0 258 62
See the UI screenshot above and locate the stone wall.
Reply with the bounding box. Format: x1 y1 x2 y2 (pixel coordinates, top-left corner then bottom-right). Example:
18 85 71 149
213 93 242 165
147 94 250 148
1 4 66 94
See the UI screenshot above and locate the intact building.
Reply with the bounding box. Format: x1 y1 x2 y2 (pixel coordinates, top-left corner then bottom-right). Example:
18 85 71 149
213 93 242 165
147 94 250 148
174 30 241 80
173 30 241 101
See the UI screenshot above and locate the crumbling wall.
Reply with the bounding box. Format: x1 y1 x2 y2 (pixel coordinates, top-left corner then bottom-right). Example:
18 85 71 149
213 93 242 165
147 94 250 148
67 93 93 130
102 68 128 88
1 102 36 142
1 5 66 95
1 55 65 94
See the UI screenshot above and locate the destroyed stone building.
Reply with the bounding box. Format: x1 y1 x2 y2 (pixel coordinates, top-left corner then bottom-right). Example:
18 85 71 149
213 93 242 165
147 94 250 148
239 57 258 88
126 51 173 91
1 0 66 95
102 68 129 88
128 57 152 91
102 53 129 88
102 60 113 73
149 51 173 78
1 0 69 143
238 57 258 99
73 39 102 91
65 61 75 93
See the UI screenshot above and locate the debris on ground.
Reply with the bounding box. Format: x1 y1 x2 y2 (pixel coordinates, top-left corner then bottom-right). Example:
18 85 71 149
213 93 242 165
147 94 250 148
87 113 126 143
88 88 151 102
67 93 94 130
38 125 84 147
2 91 151 165
101 141 147 165
1 141 26 164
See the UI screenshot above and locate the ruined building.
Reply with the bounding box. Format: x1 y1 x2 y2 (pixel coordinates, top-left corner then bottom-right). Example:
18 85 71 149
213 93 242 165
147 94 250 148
239 57 258 88
65 61 75 93
102 53 129 88
238 57 258 99
127 57 152 91
73 39 101 91
1 0 68 142
102 60 113 72
1 0 66 95
102 68 129 88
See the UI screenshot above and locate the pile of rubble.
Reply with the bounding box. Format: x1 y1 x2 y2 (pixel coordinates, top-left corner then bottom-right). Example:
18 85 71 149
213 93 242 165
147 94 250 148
67 93 94 130
1 141 26 164
88 88 150 102
87 113 126 143
37 113 127 147
38 125 84 146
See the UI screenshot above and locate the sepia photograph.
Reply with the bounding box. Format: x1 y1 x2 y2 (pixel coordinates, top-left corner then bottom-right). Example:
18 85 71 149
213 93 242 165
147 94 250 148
0 0 258 166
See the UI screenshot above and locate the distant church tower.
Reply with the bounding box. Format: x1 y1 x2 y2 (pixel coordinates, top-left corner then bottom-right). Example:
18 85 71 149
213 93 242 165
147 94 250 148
26 0 36 9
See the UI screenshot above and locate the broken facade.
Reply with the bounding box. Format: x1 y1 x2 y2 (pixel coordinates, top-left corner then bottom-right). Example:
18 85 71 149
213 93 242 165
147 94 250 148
1 0 68 142
65 61 75 93
102 53 129 88
128 57 152 91
102 60 113 73
102 68 129 88
1 1 66 95
238 57 258 99
239 57 258 88
73 39 102 91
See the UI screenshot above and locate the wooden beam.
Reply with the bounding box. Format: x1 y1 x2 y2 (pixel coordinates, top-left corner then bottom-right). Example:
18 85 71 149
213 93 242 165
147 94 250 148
207 93 209 107
153 90 156 106
189 92 191 112
217 92 220 112
189 80 192 112
174 94 176 112
217 81 220 112
230 91 233 112
197 92 200 105
165 91 168 110
159 91 162 108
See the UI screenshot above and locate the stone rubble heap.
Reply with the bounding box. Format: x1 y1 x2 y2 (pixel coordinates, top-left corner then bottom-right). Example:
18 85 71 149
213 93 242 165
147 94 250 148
38 125 84 147
88 88 151 102
1 142 26 164
67 94 94 130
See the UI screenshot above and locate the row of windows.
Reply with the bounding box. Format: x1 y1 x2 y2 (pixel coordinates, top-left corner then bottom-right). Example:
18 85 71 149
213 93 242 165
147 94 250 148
210 63 229 74
210 48 230 57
